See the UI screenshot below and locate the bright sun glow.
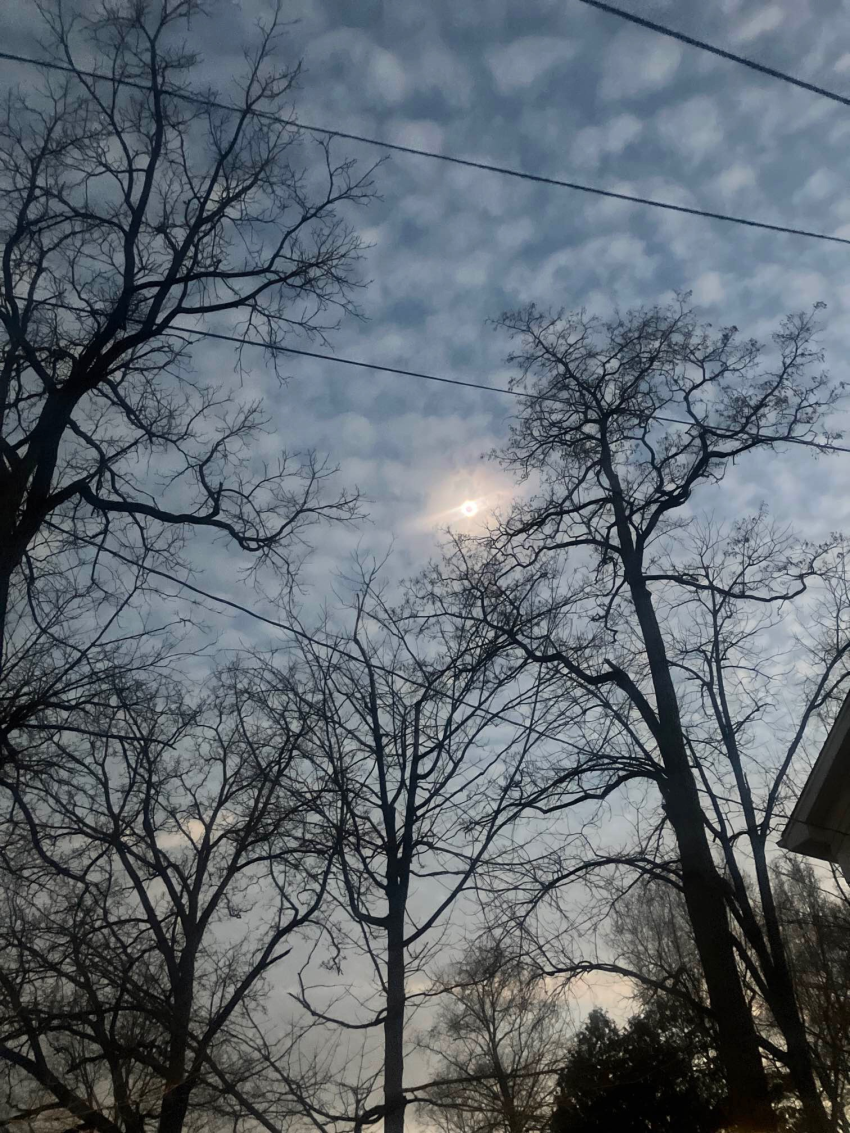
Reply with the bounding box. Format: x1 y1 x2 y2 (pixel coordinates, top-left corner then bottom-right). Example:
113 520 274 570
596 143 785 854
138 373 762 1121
460 500 479 517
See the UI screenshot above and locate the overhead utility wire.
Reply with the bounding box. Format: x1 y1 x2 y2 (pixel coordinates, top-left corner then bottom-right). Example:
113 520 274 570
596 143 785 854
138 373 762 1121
8 291 537 399
46 522 850 843
4 49 847 853
166 325 850 456
578 0 850 109
1 47 849 248
34 520 850 845
156 326 527 402
11 291 850 457
42 520 587 760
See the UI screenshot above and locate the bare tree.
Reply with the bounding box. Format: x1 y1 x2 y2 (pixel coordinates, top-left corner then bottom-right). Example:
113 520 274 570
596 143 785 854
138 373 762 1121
0 0 376 669
606 861 850 1132
419 940 567 1133
425 297 848 1133
0 660 333 1133
0 8 379 1123
771 862 850 1131
245 566 562 1133
609 871 711 1032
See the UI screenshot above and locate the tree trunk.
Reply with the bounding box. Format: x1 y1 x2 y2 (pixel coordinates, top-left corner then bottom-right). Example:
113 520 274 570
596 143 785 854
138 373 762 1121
384 905 406 1133
770 986 831 1133
714 659 831 1133
629 580 777 1133
158 1082 192 1133
0 565 11 682
664 782 777 1132
157 962 195 1133
0 487 23 674
755 857 831 1133
492 1053 523 1133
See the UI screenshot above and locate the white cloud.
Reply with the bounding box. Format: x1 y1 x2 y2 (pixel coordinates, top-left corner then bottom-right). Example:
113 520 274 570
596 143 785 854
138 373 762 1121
570 113 643 169
733 83 835 146
445 164 513 219
781 270 828 307
338 413 377 452
388 118 444 154
409 44 474 108
600 33 682 101
455 254 491 288
495 216 534 251
370 47 409 104
588 233 656 277
734 4 784 43
792 168 841 204
828 119 850 146
714 163 757 196
516 231 656 303
693 270 725 306
656 96 722 163
581 180 640 225
308 29 407 106
486 36 577 94
834 52 850 73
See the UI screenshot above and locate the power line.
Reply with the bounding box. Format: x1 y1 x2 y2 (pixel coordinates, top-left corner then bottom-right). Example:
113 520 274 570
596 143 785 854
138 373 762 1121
11 291 850 457
579 0 850 109
46 522 850 846
38 522 850 853
168 325 532 402
1 47 849 248
42 521 583 758
170 325 850 456
8 290 548 399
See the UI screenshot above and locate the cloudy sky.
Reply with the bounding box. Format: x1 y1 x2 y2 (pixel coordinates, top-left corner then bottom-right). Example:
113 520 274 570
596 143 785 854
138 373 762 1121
179 0 850 1020
8 0 849 612
4 0 849 1066
218 0 850 603
3 0 849 606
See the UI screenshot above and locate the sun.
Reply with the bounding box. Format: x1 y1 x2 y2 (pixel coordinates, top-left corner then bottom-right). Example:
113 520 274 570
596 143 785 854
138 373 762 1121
460 500 479 517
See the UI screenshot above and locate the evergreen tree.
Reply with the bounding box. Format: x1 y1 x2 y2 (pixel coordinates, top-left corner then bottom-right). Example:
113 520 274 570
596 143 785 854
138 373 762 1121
550 1001 726 1133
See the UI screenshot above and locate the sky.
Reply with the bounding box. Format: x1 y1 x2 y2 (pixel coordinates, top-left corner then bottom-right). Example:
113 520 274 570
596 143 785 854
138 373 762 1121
4 0 850 1094
184 0 850 1028
192 0 850 612
7 0 850 612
